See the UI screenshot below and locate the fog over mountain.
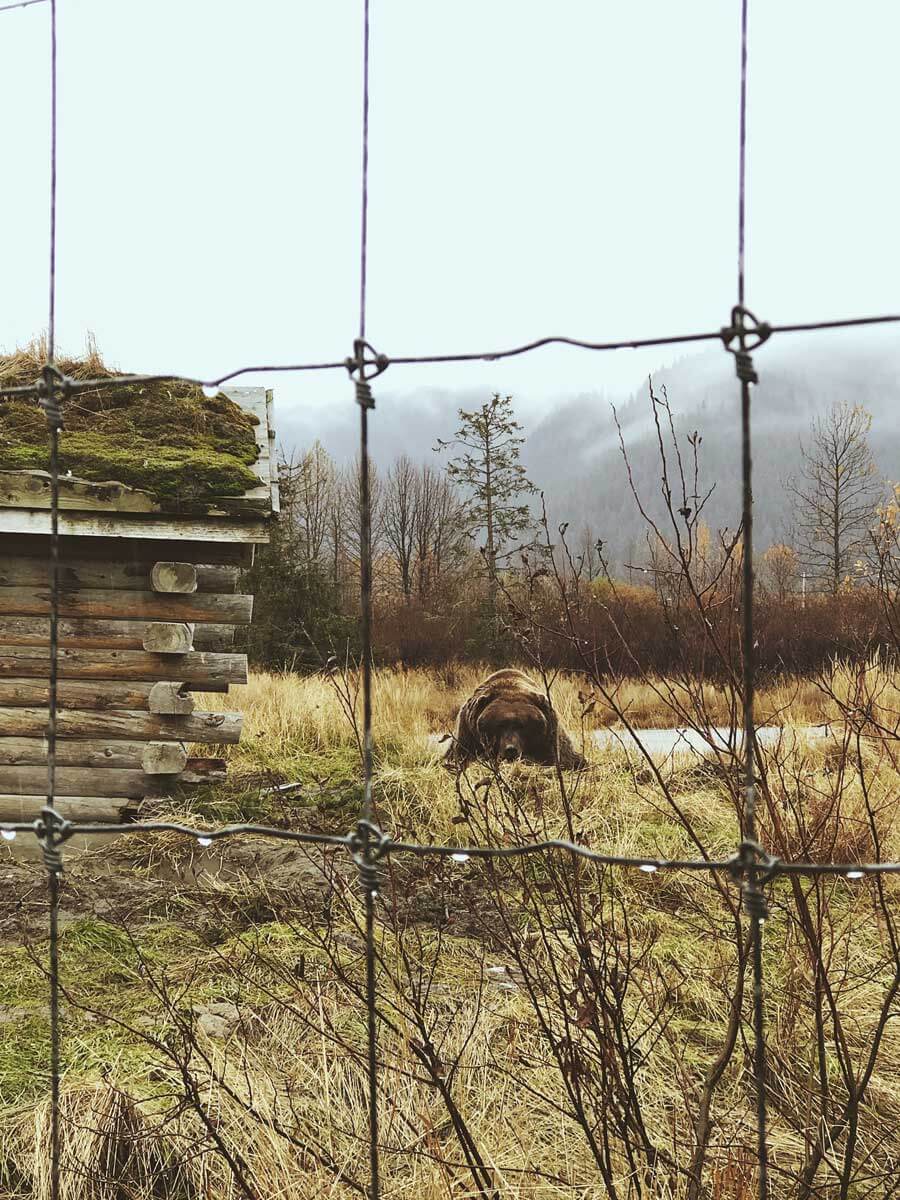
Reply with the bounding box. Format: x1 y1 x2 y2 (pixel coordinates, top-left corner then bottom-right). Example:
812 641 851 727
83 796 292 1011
279 329 900 573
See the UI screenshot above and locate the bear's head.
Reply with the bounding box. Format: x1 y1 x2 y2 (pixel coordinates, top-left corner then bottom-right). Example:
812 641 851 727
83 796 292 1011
470 692 556 764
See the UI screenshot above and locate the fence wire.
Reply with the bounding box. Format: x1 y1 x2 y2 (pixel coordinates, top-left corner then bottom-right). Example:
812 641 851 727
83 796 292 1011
2 0 900 1198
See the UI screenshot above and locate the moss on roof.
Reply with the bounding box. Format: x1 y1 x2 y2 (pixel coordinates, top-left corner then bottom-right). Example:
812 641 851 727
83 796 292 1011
0 343 261 506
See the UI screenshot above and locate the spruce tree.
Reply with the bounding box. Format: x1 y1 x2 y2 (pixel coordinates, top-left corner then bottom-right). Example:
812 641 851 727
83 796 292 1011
436 393 536 624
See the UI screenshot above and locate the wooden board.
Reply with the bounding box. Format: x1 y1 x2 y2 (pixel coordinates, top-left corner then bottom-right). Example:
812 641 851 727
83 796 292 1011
0 678 227 709
0 647 247 685
0 470 159 513
0 737 187 770
0 586 252 624
0 707 242 743
266 390 281 515
0 616 234 651
0 795 137 822
0 557 239 593
0 762 226 798
222 387 278 517
0 766 150 798
0 534 256 567
0 510 271 544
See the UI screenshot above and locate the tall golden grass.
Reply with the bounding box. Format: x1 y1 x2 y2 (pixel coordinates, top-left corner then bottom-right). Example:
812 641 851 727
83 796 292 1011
2 661 900 1196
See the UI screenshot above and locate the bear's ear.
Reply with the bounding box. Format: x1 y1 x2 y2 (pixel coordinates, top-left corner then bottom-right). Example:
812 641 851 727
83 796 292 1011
465 692 492 723
446 692 492 767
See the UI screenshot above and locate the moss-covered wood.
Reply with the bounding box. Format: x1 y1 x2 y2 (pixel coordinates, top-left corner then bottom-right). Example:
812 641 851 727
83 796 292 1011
0 345 260 505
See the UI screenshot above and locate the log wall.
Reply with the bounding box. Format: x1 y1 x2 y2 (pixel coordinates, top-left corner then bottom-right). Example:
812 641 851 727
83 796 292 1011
0 532 253 818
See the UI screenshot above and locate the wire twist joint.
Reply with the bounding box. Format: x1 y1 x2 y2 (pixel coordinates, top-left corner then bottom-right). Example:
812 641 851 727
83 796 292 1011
37 807 70 875
37 363 70 430
720 306 771 386
346 338 389 410
350 818 392 895
726 838 779 922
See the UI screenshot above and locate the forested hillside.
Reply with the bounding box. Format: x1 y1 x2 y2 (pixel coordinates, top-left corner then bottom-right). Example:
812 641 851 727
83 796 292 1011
279 331 900 574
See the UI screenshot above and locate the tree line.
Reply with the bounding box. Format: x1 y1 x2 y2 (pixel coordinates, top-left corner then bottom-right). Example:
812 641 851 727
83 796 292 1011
242 387 900 673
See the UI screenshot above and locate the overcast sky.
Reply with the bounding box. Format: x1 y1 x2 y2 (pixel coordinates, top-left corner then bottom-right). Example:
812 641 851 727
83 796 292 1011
2 0 898 442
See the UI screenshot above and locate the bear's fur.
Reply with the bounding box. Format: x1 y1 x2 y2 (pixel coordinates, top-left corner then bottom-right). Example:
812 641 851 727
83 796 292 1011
444 669 587 770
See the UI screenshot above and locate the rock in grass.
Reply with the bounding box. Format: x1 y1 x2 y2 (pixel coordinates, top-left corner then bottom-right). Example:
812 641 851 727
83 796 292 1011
195 1000 242 1040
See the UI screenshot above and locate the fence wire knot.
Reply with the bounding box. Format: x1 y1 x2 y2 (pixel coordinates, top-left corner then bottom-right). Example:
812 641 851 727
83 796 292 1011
350 818 391 895
727 839 779 922
721 305 771 385
37 363 70 430
36 807 70 875
346 338 389 410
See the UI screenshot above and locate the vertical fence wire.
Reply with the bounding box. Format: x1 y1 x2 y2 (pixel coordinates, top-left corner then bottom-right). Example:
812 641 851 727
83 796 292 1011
734 1 770 1195
356 2 380 1198
43 2 63 1197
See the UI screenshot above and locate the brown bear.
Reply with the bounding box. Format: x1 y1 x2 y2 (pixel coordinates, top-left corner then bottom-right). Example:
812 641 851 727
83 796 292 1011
444 669 587 769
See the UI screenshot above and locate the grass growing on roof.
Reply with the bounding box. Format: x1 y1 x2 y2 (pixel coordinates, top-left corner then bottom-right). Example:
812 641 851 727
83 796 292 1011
0 340 260 504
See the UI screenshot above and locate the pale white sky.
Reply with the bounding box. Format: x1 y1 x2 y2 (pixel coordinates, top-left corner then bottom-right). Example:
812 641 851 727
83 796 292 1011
2 0 898 437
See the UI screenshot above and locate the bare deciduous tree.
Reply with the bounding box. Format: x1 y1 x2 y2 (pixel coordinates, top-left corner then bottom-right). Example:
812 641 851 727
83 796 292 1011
412 464 468 600
788 402 882 595
383 455 417 600
762 541 798 602
282 442 336 566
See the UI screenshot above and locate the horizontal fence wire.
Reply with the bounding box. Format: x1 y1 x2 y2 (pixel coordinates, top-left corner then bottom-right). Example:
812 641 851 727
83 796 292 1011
2 311 900 400
3 0 899 1198
0 0 48 12
4 814 900 880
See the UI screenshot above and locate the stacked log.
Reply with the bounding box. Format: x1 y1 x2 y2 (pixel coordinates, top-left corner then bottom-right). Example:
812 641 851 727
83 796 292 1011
0 385 276 825
0 537 252 822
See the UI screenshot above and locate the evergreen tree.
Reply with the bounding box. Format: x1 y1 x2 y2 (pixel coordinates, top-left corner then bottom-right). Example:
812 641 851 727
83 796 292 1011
435 393 537 587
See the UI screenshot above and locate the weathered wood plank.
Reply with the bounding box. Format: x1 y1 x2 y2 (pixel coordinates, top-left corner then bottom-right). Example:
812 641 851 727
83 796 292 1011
0 679 222 708
228 387 270 489
0 760 226 798
0 510 270 545
0 471 272 519
0 587 252 624
0 707 243 743
266 390 281 515
0 766 152 798
0 534 255 568
0 616 234 651
0 646 246 685
142 623 194 654
150 562 198 594
0 557 239 593
0 471 159 513
0 737 186 770
0 795 137 822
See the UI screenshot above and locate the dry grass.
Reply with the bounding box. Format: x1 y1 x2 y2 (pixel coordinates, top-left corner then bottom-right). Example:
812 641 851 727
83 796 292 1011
3 661 900 1196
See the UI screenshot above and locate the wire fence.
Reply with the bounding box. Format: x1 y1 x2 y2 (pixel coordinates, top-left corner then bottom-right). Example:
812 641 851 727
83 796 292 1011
2 1 900 1198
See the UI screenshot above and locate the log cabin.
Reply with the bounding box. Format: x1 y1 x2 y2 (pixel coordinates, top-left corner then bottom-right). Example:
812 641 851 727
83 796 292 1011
0 385 278 823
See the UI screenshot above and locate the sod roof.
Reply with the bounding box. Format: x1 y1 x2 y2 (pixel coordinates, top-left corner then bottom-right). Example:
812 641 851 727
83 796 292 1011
0 344 261 507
